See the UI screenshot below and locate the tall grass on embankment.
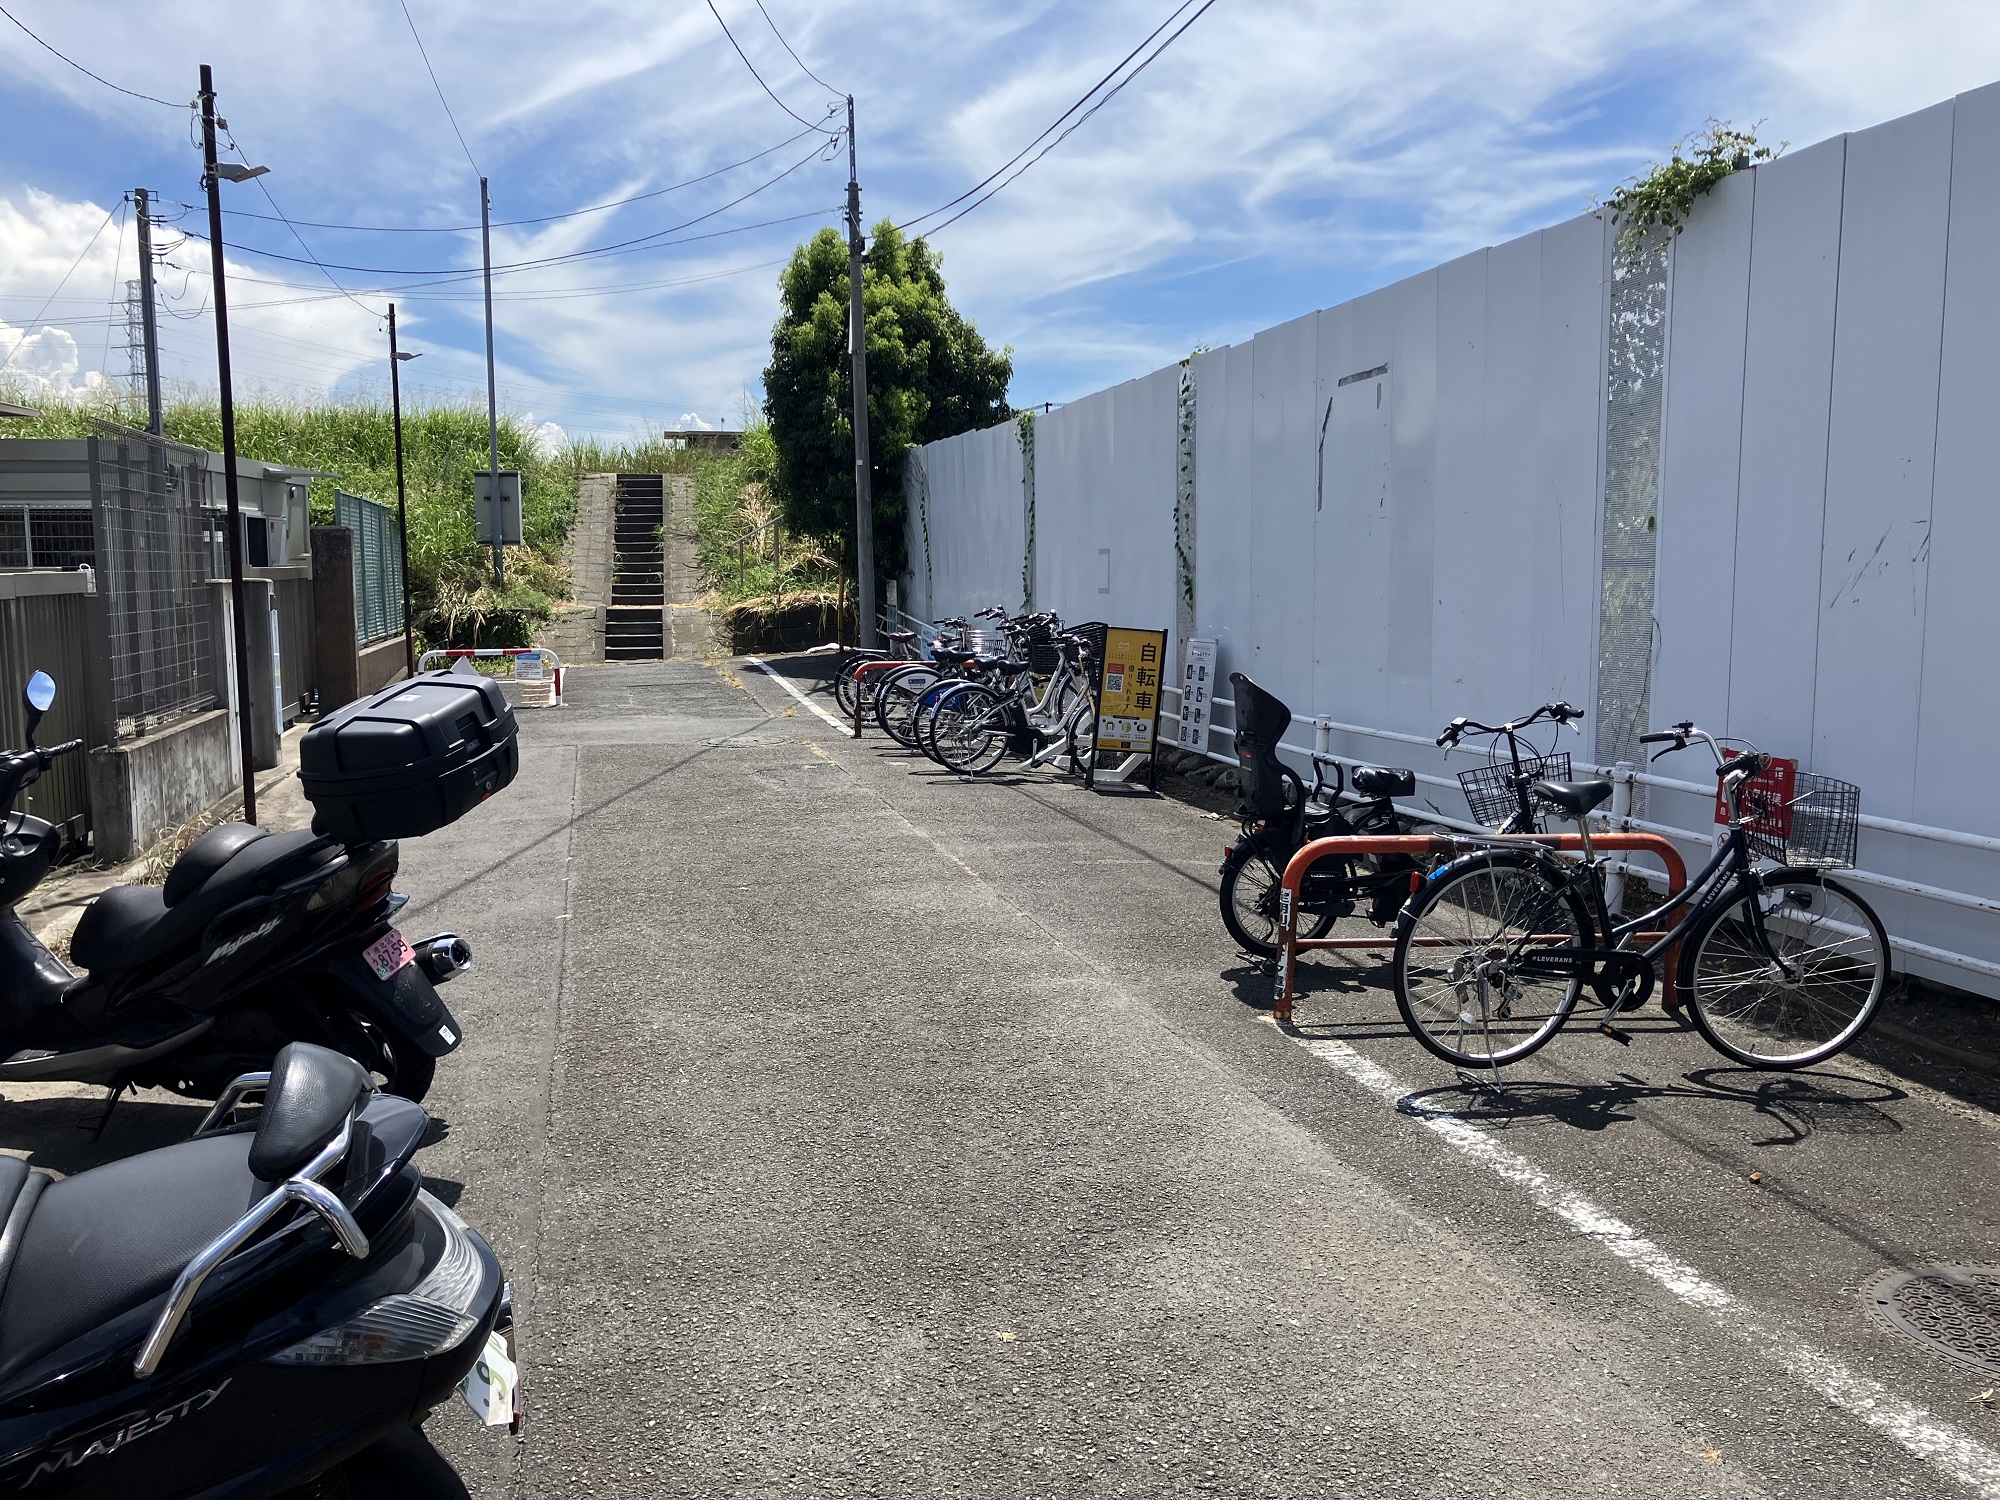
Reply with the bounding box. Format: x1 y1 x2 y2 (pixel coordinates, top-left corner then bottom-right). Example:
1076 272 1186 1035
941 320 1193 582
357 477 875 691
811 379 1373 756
1 386 580 647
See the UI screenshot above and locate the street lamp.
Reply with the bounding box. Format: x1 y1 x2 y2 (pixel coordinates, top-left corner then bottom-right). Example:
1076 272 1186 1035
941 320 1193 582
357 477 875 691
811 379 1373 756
388 304 420 679
198 63 265 827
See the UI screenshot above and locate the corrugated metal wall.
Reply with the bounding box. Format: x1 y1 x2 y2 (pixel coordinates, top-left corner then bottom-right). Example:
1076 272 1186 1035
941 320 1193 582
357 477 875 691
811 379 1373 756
903 79 2000 998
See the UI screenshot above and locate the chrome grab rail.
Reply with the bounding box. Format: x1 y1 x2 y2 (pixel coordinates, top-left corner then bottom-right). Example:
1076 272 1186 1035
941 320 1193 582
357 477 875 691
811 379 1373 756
193 1072 271 1137
133 1116 371 1378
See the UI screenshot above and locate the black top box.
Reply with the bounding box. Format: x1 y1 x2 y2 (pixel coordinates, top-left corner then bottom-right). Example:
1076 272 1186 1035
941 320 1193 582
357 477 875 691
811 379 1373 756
300 670 519 844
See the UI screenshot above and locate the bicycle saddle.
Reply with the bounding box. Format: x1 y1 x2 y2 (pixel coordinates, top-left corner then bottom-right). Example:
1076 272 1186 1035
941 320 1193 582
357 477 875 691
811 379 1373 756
1350 766 1415 799
1534 779 1613 818
884 630 917 644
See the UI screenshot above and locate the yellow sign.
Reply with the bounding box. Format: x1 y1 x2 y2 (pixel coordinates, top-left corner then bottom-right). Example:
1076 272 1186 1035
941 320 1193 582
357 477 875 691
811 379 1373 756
1095 626 1167 755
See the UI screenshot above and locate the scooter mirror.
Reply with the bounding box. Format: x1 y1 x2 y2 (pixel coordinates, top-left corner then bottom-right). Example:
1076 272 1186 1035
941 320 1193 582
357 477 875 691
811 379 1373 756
22 671 53 746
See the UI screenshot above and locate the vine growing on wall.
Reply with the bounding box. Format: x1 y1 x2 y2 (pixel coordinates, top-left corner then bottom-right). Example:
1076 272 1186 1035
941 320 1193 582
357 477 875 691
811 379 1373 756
1599 119 1781 264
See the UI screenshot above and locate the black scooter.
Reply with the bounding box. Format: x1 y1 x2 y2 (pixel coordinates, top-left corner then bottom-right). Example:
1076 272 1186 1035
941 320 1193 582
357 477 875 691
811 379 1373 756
0 1040 512 1496
0 669 508 1102
1218 673 1422 959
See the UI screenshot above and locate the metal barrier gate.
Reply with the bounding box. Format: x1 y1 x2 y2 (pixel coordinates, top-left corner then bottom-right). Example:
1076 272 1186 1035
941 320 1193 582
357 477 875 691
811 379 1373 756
416 648 564 708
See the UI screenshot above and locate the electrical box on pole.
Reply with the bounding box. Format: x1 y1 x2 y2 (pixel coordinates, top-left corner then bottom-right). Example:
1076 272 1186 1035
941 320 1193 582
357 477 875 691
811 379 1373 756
474 470 524 546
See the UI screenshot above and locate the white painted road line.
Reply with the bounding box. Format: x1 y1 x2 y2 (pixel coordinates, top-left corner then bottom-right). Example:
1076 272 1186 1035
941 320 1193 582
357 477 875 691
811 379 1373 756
1288 1032 2000 1496
745 657 850 733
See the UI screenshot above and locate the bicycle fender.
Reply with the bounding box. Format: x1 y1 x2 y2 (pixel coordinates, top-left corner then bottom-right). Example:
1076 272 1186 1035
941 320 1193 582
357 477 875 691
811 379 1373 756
1393 844 1567 936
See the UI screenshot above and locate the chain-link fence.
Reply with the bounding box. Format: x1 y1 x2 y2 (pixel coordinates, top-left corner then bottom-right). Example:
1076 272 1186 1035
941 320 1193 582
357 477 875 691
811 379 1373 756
334 489 404 644
89 429 221 741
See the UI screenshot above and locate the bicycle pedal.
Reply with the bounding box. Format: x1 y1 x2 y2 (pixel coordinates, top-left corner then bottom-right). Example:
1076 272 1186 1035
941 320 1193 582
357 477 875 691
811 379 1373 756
1597 1023 1633 1046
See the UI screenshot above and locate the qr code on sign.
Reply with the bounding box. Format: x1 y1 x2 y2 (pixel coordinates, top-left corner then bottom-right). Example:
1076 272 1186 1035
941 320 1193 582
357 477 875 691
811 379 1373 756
1106 667 1125 693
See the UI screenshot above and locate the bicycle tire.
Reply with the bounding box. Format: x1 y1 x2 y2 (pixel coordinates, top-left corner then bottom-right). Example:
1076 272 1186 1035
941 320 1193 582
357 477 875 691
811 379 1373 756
935 685 1011 775
915 680 972 765
1219 844 1338 959
1392 849 1590 1068
1676 870 1889 1069
834 654 871 720
875 665 941 746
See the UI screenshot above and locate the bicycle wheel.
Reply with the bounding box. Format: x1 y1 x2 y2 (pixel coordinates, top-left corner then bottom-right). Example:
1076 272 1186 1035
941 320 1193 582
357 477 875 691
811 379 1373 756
1219 843 1337 959
915 681 971 764
1392 850 1590 1068
875 666 941 746
834 654 872 720
934 685 1010 775
1677 871 1889 1069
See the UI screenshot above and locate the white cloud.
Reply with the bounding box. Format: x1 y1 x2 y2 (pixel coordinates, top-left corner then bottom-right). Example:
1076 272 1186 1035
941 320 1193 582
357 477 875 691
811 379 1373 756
675 412 715 430
3 1 1999 422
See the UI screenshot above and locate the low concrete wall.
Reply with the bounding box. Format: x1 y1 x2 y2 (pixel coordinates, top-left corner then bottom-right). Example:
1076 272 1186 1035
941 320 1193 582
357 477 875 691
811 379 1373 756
358 635 409 696
85 708 237 863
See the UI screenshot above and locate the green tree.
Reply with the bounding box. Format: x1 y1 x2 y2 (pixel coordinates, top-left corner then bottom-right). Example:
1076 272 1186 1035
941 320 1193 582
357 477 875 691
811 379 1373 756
763 220 1012 590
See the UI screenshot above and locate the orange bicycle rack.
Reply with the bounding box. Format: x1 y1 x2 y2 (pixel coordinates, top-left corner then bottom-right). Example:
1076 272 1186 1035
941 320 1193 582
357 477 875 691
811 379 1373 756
847 658 916 738
1271 831 1690 1025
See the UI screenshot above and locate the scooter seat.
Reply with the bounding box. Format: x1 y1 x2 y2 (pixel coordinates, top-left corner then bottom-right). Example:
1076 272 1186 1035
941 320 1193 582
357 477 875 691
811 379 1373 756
69 829 331 974
163 822 268 906
0 1132 266 1382
0 1042 376 1383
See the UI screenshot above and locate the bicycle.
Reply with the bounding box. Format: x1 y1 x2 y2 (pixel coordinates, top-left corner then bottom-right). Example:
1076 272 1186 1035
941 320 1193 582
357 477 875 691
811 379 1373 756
926 630 1101 777
1436 701 1585 832
914 620 1087 765
1219 672 1419 958
1391 720 1888 1071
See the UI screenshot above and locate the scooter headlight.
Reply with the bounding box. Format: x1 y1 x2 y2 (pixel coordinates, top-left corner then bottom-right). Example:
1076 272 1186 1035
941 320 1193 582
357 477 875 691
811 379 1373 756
267 1191 486 1366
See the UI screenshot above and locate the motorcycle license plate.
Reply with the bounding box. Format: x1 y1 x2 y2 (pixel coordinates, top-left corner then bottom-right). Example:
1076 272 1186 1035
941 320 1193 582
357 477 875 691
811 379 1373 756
458 1328 520 1428
362 929 416 981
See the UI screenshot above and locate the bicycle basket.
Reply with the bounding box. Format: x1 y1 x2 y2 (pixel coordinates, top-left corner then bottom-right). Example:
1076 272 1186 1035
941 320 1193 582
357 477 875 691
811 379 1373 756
1026 641 1061 675
1456 752 1571 828
1747 771 1860 869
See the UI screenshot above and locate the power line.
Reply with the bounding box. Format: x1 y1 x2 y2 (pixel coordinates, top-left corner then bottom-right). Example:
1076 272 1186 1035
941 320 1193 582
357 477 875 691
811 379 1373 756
705 0 837 135
0 201 120 373
220 125 387 319
180 141 836 278
398 0 481 178
214 124 829 234
0 3 185 108
911 0 1218 239
753 0 841 98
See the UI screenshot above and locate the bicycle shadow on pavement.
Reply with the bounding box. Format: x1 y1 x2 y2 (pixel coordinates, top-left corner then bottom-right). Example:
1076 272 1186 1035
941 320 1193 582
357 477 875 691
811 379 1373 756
1397 1065 1907 1144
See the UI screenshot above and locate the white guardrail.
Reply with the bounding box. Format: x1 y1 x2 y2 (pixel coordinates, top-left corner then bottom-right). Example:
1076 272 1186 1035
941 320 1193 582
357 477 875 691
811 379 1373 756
1159 683 2000 990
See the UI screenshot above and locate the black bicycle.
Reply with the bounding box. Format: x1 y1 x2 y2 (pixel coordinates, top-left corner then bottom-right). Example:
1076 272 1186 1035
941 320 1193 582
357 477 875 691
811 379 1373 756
1219 673 1419 959
1391 720 1888 1070
1437 701 1585 832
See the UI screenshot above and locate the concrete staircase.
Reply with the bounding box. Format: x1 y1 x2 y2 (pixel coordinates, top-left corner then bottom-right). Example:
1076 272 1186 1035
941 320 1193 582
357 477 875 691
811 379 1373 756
605 474 666 660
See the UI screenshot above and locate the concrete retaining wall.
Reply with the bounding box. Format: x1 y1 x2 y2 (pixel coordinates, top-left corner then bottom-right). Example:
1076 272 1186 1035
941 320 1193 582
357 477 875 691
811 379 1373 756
85 708 237 863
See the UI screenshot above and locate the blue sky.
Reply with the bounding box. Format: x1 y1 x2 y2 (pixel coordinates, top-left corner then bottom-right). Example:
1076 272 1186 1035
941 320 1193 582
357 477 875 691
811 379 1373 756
3 0 1999 443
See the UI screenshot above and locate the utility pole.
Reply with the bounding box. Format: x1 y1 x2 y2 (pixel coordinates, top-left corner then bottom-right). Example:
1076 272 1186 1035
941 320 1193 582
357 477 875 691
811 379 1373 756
198 64 259 826
845 96 877 648
389 304 416 679
132 187 163 435
480 177 504 589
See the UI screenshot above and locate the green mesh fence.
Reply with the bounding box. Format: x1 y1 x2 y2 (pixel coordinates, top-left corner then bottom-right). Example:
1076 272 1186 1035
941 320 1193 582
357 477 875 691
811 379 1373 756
334 489 404 644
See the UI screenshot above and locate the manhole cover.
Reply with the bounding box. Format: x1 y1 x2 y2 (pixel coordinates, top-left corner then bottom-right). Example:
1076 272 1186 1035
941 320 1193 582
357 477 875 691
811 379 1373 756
1862 1265 2000 1376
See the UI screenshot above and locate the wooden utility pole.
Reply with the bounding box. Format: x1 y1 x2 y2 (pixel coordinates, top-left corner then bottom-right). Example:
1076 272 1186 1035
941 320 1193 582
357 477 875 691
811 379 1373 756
845 96 877 648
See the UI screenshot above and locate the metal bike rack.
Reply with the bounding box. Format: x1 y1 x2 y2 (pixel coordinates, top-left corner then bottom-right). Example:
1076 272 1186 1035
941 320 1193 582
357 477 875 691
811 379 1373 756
847 657 916 739
1271 831 1690 1025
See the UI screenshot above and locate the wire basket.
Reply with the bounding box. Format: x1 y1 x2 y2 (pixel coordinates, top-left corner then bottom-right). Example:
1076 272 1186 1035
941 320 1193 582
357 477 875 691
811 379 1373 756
1457 752 1571 828
1745 771 1860 869
1026 641 1062 675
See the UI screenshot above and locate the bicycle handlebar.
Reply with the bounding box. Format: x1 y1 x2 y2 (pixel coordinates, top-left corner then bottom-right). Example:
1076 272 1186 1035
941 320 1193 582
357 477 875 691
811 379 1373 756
1435 702 1584 749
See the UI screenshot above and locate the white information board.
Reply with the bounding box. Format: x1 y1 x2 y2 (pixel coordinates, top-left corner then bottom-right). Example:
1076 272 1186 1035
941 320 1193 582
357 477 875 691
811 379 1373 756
1179 637 1217 751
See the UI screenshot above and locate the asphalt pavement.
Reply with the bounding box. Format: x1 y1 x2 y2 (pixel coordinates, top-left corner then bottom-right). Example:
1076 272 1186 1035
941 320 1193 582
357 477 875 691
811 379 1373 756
394 657 2000 1499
